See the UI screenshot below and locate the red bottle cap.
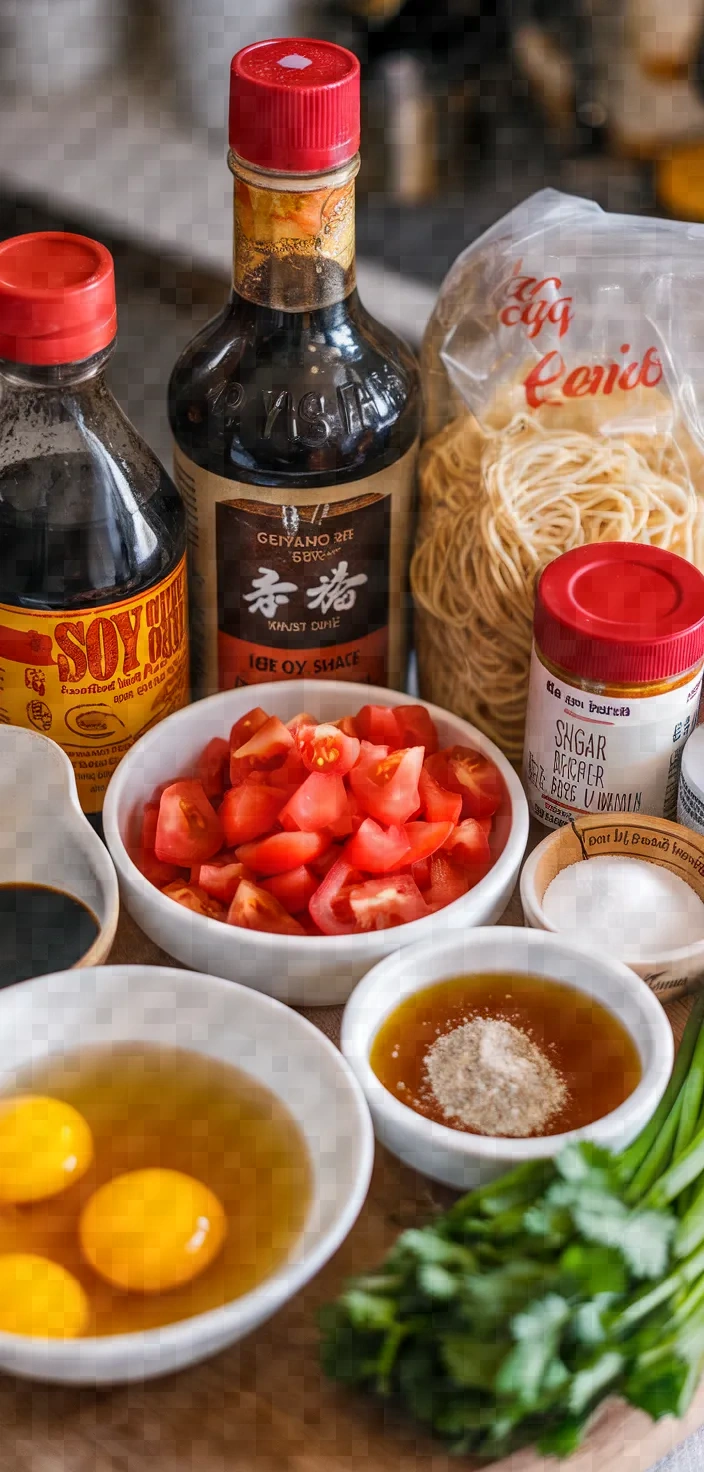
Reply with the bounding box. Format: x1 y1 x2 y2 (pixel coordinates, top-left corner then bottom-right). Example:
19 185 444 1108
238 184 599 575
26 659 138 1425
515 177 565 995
534 542 704 685
0 232 117 367
229 38 360 173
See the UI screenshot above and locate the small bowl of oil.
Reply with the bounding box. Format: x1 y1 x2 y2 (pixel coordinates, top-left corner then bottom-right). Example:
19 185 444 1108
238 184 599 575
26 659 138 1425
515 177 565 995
0 726 118 985
0 962 372 1384
341 926 673 1191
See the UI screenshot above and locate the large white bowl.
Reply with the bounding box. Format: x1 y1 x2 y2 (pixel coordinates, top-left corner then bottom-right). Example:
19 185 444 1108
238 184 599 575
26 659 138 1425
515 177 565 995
0 964 373 1385
341 927 674 1192
103 681 529 1006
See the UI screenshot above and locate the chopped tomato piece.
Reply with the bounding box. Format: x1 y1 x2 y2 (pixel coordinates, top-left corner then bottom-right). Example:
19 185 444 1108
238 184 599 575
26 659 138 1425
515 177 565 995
161 881 225 920
410 856 431 891
228 706 269 754
349 743 424 827
355 704 401 747
230 715 294 784
308 857 362 936
392 705 439 755
220 779 285 847
227 880 305 936
443 818 492 879
335 714 360 739
235 829 329 876
261 865 318 914
155 781 223 866
196 858 253 905
309 842 344 879
424 852 470 911
297 722 361 777
265 747 307 791
286 711 316 734
343 818 410 874
348 875 429 931
136 851 184 888
197 737 230 800
141 801 159 852
418 765 462 826
402 820 454 866
444 746 503 819
279 772 349 833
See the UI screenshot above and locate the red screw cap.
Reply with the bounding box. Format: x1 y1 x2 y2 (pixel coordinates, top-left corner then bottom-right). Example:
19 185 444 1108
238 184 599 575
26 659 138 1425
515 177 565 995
0 232 117 367
229 38 360 173
535 542 704 684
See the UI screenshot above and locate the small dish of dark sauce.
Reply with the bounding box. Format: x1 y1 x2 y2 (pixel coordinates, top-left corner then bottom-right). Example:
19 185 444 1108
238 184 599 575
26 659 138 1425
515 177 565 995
0 884 99 988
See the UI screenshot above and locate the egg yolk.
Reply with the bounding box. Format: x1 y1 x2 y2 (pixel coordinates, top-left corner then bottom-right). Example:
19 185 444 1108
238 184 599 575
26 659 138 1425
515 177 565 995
0 1095 93 1203
0 1254 88 1338
79 1168 227 1294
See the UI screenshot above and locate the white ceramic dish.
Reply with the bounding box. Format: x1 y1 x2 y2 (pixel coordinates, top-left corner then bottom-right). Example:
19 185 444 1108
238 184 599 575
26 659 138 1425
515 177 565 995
0 963 373 1385
520 814 704 1002
103 680 529 1006
341 927 674 1192
0 727 118 969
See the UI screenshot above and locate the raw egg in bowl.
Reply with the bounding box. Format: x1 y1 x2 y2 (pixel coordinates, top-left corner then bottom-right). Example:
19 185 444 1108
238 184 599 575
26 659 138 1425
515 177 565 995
0 964 372 1384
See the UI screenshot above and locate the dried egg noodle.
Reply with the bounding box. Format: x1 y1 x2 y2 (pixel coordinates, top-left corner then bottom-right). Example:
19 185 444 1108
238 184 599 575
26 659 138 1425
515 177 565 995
411 410 704 763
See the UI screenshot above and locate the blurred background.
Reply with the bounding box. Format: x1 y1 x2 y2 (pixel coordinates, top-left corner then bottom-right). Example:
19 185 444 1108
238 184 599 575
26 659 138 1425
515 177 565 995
1 0 704 460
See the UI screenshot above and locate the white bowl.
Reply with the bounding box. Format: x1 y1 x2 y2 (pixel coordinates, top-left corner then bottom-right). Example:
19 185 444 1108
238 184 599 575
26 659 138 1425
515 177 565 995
0 727 118 971
103 681 529 1006
520 814 704 1002
341 927 673 1191
0 963 373 1385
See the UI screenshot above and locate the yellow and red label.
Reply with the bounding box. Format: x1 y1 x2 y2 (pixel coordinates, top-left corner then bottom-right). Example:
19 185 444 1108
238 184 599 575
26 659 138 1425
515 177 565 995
0 557 189 813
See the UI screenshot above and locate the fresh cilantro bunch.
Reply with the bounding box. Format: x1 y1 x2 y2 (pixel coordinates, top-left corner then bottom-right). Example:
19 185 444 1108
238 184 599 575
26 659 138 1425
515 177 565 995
320 995 704 1459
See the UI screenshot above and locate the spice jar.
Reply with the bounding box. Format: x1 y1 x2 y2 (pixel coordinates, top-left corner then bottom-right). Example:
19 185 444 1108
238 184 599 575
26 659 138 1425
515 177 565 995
678 725 704 834
522 543 704 829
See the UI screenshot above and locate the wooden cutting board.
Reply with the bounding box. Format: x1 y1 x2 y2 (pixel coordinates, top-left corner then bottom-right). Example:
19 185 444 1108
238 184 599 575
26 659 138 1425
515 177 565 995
0 854 699 1472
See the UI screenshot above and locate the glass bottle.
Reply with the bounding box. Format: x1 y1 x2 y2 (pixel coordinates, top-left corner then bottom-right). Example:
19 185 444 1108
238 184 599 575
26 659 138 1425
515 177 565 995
0 232 189 823
169 37 420 698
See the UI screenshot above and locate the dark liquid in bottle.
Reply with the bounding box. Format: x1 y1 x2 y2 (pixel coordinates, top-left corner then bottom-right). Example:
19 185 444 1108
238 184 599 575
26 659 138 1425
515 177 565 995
169 285 419 489
0 451 186 610
0 884 99 987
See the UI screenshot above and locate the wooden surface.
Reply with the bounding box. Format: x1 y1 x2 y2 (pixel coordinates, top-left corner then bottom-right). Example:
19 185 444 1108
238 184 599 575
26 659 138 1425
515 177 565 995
0 876 698 1472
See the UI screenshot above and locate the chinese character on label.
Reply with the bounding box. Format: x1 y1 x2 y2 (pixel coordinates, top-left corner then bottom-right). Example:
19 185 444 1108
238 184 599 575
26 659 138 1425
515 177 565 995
244 567 299 618
306 560 368 615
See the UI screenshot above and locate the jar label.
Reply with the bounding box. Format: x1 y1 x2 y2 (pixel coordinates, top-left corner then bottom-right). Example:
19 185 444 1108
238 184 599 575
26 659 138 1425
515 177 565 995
0 556 189 814
173 443 417 696
523 644 704 830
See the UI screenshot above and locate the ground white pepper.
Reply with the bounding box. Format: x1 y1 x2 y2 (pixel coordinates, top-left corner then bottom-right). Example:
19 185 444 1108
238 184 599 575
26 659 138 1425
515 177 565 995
425 1016 568 1137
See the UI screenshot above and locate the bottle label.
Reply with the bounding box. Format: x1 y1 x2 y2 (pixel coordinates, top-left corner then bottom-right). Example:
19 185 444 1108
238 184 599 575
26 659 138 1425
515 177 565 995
0 556 189 814
523 644 704 830
173 445 417 696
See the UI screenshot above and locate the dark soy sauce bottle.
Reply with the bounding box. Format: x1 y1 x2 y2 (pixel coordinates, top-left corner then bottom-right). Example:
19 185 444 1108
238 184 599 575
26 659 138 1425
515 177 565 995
169 38 420 699
0 233 188 824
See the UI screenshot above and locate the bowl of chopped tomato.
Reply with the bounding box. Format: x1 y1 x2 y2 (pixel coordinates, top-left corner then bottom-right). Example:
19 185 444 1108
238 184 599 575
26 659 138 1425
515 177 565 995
103 682 529 1005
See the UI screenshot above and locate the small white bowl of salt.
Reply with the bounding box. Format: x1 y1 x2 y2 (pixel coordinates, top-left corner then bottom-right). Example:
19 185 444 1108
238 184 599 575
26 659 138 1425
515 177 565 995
521 814 704 1002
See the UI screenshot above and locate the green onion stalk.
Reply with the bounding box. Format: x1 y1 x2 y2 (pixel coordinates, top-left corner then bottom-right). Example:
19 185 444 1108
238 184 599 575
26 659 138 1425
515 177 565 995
320 993 704 1460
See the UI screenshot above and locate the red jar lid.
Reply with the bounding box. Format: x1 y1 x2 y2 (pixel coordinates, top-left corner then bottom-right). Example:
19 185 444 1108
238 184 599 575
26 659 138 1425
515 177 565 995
534 543 704 685
229 38 360 173
0 232 117 367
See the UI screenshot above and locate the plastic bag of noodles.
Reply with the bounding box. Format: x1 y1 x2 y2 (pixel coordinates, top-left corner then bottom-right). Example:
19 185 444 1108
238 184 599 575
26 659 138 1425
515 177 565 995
411 188 704 762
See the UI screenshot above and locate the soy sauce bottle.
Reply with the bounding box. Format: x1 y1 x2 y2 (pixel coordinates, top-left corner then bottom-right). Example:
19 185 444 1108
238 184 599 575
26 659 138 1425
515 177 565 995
0 232 189 821
169 38 420 697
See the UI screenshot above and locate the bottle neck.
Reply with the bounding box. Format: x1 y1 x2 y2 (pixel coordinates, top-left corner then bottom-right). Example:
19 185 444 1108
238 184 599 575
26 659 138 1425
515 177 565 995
228 152 359 313
0 343 114 391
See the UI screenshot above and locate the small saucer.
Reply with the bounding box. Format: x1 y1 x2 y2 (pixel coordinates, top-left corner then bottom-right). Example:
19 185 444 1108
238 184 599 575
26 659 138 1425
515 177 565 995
0 727 119 975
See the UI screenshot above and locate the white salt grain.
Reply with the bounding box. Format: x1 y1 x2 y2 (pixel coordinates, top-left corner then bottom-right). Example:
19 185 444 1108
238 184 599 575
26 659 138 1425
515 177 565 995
542 856 704 960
